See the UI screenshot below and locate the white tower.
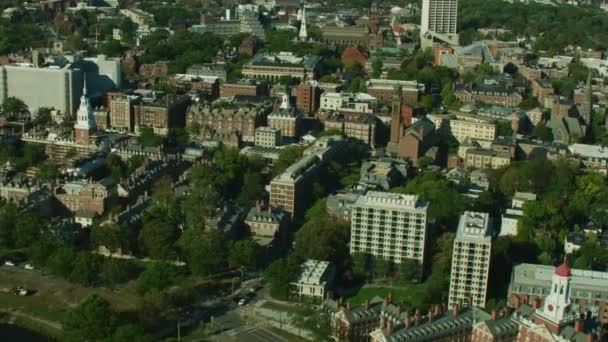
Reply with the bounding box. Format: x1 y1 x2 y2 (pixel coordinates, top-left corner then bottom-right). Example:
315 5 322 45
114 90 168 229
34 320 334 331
537 261 576 325
74 77 97 144
298 1 308 41
280 94 291 111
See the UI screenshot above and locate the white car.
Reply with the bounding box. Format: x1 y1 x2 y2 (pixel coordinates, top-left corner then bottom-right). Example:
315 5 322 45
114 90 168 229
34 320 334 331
24 264 34 270
238 298 248 306
4 261 15 267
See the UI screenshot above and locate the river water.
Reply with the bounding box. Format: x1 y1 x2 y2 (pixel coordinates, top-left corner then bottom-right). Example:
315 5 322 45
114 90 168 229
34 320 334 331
0 324 55 341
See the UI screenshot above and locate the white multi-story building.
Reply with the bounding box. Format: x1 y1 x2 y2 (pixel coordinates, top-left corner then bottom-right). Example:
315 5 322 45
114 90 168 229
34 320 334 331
291 259 335 301
319 92 377 114
448 211 492 309
350 191 429 265
254 126 281 147
420 0 459 47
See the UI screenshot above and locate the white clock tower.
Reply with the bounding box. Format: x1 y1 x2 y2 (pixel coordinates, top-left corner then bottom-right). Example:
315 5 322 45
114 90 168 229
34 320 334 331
537 261 577 325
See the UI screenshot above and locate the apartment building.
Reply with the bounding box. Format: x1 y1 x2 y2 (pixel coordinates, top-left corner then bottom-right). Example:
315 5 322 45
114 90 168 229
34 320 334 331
465 148 511 169
350 191 429 265
185 101 272 143
420 0 459 47
133 95 190 136
366 79 423 103
448 211 492 309
54 178 117 215
109 94 138 132
295 82 320 115
320 92 377 114
322 112 378 147
568 143 608 172
443 113 496 143
268 110 301 138
254 126 281 147
220 79 267 98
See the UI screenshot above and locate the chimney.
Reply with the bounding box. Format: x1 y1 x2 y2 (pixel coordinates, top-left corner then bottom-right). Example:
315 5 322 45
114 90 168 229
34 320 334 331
504 306 512 317
335 300 340 310
532 298 539 309
587 334 593 342
575 319 583 332
405 310 411 329
397 304 402 315
434 304 442 316
364 299 370 310
346 301 351 311
388 292 394 304
387 320 394 335
383 298 389 308
415 309 421 326
492 309 498 321
380 316 386 328
255 200 261 212
428 308 433 324
453 302 460 317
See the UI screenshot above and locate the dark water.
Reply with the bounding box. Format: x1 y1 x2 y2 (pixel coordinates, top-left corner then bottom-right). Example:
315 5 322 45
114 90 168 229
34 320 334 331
0 324 55 342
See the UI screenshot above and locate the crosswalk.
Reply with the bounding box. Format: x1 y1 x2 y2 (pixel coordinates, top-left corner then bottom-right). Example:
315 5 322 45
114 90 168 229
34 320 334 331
226 323 258 336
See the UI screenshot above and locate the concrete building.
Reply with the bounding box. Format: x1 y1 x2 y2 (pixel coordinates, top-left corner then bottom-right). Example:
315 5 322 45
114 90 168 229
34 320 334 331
350 191 429 266
435 112 497 144
359 158 409 190
568 143 608 172
81 55 122 96
448 211 493 309
0 62 82 116
120 8 154 26
269 136 344 216
186 63 228 81
195 7 265 40
465 148 511 169
242 52 321 81
420 0 459 47
292 260 335 301
254 126 281 147
319 92 377 114
500 192 536 237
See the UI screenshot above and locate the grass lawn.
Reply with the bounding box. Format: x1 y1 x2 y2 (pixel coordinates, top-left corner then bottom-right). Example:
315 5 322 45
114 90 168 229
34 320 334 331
346 283 428 309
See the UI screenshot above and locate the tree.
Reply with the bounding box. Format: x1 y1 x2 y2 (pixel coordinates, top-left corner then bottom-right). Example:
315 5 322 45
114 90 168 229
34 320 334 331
105 324 149 342
48 247 76 278
294 216 350 267
101 258 141 288
374 257 394 279
138 127 163 147
99 39 125 57
274 146 304 175
38 162 60 185
290 304 332 341
137 289 173 329
496 120 514 137
34 107 53 126
69 252 101 286
264 257 300 300
13 214 42 248
420 94 434 112
177 228 226 276
398 258 421 282
136 262 177 295
237 172 264 207
532 123 553 142
182 183 219 230
228 239 259 269
371 58 383 78
2 97 28 118
106 154 127 181
351 252 372 281
63 295 118 342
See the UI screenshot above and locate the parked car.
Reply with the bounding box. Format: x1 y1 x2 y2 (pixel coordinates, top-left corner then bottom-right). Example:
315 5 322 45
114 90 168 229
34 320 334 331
4 261 15 267
238 298 248 306
24 264 34 270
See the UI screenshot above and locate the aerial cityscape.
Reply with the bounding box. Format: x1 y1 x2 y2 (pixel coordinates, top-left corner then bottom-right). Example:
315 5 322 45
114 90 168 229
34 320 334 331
0 0 608 341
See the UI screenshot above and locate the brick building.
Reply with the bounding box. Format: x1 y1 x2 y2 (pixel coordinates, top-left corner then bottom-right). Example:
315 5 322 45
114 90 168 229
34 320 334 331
322 112 378 147
387 116 436 165
295 82 320 115
54 178 116 215
455 81 523 107
186 101 272 143
133 95 190 136
109 94 138 132
220 79 267 98
366 79 423 103
139 61 169 79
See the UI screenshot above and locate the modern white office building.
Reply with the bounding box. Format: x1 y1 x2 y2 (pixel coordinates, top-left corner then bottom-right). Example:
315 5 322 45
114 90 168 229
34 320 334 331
420 0 459 47
448 211 493 309
350 191 429 265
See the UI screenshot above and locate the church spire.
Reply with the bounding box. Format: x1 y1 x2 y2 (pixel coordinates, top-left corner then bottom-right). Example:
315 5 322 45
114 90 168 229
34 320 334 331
537 260 576 326
74 74 97 144
298 1 308 41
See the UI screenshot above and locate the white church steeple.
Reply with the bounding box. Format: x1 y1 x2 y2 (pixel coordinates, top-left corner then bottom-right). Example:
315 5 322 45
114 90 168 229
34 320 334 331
74 75 97 144
298 1 308 41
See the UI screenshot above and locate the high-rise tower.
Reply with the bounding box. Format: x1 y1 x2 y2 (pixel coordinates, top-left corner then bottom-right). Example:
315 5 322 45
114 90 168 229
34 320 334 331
420 0 459 48
298 1 308 41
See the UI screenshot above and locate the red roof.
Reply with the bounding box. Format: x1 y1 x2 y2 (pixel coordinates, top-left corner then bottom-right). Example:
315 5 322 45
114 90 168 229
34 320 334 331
341 48 368 65
555 261 571 277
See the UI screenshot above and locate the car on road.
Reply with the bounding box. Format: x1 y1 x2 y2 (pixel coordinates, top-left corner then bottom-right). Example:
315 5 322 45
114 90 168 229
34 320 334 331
238 298 248 306
4 261 15 267
24 264 34 270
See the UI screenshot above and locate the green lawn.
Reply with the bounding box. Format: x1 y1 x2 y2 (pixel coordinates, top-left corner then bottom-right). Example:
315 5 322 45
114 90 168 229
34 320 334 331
346 284 428 309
